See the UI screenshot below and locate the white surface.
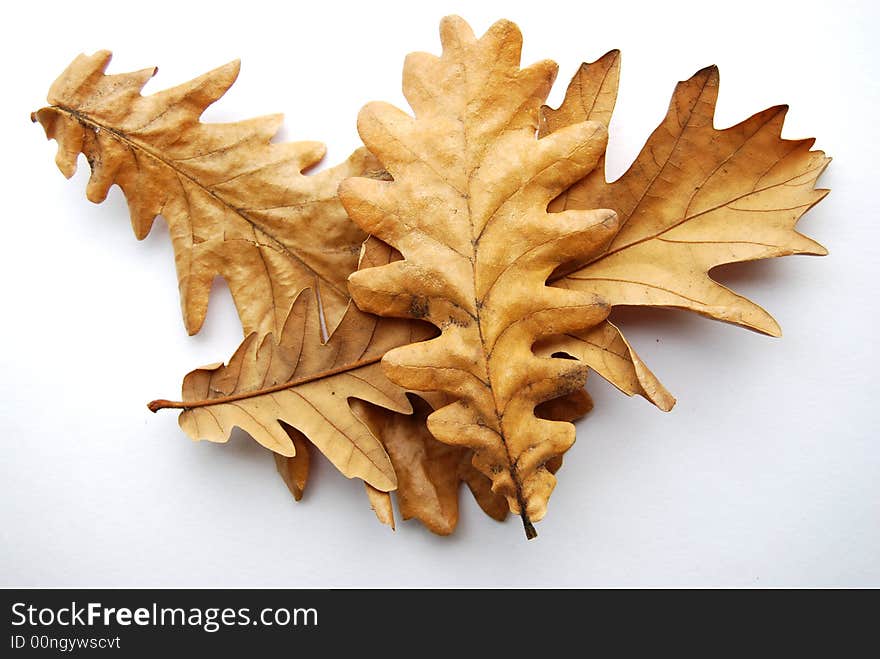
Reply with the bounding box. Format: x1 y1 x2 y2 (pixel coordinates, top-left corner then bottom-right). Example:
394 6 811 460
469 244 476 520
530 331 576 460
1 0 877 587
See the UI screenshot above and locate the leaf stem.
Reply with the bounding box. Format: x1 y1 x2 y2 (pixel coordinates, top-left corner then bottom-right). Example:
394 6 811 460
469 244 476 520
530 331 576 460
521 511 538 540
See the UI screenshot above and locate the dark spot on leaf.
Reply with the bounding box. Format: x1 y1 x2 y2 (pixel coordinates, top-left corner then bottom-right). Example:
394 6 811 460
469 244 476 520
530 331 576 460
410 296 429 318
552 364 589 399
365 168 393 181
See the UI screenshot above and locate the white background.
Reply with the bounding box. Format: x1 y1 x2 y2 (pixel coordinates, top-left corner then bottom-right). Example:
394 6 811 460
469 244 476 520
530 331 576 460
2 0 877 587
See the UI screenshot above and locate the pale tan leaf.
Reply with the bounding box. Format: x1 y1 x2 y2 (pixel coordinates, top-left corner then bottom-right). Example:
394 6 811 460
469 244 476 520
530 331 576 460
547 65 829 337
148 284 437 491
141 237 437 514
340 16 620 536
33 51 373 337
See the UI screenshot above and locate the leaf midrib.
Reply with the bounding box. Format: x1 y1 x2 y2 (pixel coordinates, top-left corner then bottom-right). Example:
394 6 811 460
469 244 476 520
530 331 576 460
455 60 537 537
148 354 384 411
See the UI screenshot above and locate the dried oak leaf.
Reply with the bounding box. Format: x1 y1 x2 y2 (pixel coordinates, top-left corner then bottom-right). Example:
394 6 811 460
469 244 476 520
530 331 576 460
32 51 372 337
149 239 434 492
339 16 620 537
540 56 828 388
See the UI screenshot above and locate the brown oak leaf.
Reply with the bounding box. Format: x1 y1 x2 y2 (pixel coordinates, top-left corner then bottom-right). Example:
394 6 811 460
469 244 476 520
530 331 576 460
339 16 620 537
32 51 374 337
148 240 434 492
544 59 829 351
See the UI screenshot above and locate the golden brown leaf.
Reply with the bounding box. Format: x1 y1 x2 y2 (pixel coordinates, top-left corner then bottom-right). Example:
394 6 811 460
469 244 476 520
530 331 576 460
339 16 620 536
148 238 435 492
32 51 373 337
546 64 829 336
149 286 434 491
